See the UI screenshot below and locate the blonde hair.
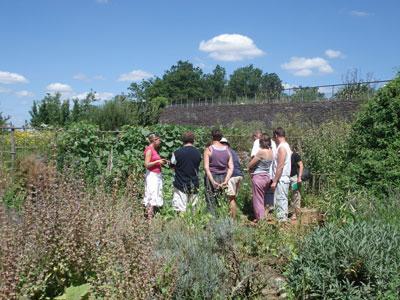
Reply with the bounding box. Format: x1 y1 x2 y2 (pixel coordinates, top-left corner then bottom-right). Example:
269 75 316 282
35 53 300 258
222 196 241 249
148 133 160 143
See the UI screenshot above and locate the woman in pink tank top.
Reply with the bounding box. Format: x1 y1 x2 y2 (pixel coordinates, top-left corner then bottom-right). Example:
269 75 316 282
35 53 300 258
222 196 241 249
143 133 167 218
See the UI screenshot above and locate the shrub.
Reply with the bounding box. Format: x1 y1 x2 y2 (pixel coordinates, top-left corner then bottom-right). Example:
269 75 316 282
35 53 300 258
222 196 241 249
156 218 230 299
286 221 400 299
300 120 351 176
347 74 400 194
0 167 159 299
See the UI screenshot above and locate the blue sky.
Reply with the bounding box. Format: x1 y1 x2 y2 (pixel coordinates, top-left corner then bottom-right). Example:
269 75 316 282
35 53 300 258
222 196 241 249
1 0 399 125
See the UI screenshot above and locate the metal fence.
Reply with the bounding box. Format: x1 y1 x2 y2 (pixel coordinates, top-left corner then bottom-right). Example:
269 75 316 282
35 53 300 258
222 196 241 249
0 126 55 172
167 79 390 107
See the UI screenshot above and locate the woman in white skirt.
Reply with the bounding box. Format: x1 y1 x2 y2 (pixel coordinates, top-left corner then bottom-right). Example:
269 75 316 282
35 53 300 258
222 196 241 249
143 133 167 218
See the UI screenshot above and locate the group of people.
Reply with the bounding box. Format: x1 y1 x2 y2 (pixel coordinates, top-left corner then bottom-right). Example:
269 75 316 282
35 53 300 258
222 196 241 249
143 127 303 222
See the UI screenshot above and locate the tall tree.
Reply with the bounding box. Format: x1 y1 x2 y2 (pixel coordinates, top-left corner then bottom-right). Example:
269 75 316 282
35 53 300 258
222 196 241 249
91 94 139 130
335 69 375 101
163 60 205 101
260 73 283 101
203 65 226 99
0 111 10 126
228 65 263 98
291 87 325 102
30 93 63 127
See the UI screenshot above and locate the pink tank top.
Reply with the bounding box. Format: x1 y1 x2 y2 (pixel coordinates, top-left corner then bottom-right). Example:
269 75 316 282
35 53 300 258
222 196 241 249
144 145 161 174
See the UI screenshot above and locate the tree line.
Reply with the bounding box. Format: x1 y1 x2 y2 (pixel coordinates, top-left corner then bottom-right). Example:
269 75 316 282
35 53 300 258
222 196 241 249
28 62 375 130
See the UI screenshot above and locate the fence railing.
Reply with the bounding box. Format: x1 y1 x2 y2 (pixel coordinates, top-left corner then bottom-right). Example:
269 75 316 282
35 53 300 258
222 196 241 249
167 80 391 107
0 126 55 172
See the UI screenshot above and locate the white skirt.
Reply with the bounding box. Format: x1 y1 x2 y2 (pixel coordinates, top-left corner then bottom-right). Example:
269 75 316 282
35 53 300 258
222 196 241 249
143 171 163 207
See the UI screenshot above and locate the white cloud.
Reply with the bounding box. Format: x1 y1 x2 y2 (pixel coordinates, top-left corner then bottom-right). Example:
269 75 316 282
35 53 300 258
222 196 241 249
96 92 114 100
282 83 298 90
15 90 35 97
93 75 105 80
325 49 344 59
199 33 265 61
73 73 89 81
96 0 109 3
0 86 12 93
318 86 334 96
74 91 114 101
117 70 153 82
350 10 371 17
281 56 333 77
0 70 28 84
73 73 106 81
46 82 73 93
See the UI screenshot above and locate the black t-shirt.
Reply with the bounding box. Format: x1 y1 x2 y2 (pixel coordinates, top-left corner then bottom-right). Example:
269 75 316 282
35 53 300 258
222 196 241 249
172 145 202 193
290 152 302 177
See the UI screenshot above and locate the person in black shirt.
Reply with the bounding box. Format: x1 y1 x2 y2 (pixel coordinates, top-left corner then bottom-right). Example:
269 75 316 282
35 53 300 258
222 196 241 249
170 131 202 212
290 146 304 220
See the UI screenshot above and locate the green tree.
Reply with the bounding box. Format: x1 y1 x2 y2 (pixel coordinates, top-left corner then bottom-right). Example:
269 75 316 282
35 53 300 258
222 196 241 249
260 73 283 101
203 65 227 99
163 60 205 102
335 69 375 101
0 111 10 126
228 65 263 99
290 87 325 102
70 99 81 123
138 96 168 126
91 95 139 130
29 93 64 127
60 100 70 125
129 78 167 102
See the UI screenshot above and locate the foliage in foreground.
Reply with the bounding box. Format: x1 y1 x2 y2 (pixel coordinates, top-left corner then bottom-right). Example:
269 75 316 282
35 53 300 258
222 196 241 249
347 74 400 194
155 215 296 299
0 166 158 299
286 220 400 299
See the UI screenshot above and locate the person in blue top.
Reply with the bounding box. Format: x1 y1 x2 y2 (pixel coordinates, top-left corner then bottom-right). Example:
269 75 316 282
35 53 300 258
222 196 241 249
220 137 243 219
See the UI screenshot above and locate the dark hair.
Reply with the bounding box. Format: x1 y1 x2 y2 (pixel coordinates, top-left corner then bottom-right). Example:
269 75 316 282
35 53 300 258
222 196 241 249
259 134 271 149
211 128 223 141
182 131 195 144
273 127 286 138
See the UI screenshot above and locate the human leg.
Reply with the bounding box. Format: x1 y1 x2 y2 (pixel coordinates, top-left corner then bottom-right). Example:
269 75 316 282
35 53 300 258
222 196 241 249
227 176 242 219
252 173 268 220
275 180 289 222
144 172 163 218
172 188 188 212
290 175 301 219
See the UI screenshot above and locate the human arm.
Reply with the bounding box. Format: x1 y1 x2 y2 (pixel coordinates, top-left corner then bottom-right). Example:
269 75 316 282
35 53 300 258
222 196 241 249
250 140 259 158
222 152 234 186
297 160 304 183
169 153 176 170
247 154 260 171
144 150 166 168
204 147 219 188
271 147 286 190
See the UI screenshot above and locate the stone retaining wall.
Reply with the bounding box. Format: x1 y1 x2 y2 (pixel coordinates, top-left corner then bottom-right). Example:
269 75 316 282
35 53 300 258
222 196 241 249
159 100 361 127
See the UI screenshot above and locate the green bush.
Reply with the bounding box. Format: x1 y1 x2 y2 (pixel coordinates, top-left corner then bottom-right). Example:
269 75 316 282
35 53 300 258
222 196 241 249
0 169 158 299
156 219 231 299
286 221 400 299
300 120 351 176
347 75 400 194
